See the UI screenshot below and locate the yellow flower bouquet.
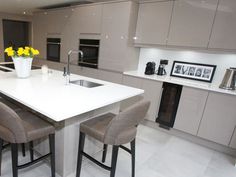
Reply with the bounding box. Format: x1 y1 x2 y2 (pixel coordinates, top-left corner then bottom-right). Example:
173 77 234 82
4 46 39 58
4 46 40 78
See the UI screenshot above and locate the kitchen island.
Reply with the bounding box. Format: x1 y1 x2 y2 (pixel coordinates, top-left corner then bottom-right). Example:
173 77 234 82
0 69 144 177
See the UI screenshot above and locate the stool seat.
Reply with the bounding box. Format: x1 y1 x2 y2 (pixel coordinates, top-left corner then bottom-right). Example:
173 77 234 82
18 111 55 143
81 113 115 143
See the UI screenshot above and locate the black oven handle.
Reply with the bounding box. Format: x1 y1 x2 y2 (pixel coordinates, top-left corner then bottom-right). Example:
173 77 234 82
78 61 98 66
47 42 61 45
79 44 99 47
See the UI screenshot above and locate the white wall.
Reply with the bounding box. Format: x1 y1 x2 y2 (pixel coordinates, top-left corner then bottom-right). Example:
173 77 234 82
0 13 32 62
138 48 236 85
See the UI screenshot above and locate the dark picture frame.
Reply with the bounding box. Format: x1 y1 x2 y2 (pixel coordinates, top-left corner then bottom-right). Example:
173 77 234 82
170 61 217 83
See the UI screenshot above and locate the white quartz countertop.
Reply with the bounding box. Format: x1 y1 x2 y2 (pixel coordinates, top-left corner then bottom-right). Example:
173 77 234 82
124 71 236 96
0 70 144 121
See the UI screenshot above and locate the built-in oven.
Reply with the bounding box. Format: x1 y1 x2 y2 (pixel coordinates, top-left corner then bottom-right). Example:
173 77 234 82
47 38 61 62
78 39 99 69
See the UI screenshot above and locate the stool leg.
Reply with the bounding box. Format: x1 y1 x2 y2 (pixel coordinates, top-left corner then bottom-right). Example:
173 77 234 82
49 134 55 177
29 141 34 161
110 146 119 177
11 144 18 177
102 144 108 163
76 132 85 177
0 139 3 176
21 144 25 157
131 139 136 177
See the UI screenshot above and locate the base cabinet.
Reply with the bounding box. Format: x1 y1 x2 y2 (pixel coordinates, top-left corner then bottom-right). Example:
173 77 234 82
141 79 162 121
121 75 162 121
174 87 208 135
197 92 236 146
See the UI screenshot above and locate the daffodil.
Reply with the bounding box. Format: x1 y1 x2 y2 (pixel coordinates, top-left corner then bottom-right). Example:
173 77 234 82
32 49 39 55
4 47 13 53
17 47 24 56
7 50 15 57
23 49 30 56
25 46 30 50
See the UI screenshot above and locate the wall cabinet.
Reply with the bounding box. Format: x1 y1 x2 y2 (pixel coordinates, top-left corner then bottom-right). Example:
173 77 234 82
121 75 162 122
74 5 102 34
167 0 217 48
174 87 208 135
197 92 236 146
208 0 236 50
99 1 139 72
135 1 173 45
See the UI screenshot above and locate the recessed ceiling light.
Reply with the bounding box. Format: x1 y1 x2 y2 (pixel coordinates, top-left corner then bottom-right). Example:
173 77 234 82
23 11 26 14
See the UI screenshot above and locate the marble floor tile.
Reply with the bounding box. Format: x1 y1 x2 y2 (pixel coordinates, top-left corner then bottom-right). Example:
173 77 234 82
1 125 236 177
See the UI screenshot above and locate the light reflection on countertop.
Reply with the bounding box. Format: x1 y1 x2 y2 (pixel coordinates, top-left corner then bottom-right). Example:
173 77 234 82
124 70 236 96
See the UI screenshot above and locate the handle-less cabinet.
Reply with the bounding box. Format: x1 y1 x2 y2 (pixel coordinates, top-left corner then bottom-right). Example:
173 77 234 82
135 1 173 45
197 92 236 146
208 0 236 50
121 75 163 122
99 1 139 72
167 0 218 48
174 87 209 135
141 79 163 122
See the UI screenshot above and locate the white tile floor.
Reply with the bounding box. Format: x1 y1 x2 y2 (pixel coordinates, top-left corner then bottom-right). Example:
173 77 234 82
1 125 236 177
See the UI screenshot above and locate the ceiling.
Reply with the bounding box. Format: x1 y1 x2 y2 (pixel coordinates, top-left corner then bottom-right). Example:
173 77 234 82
0 0 143 15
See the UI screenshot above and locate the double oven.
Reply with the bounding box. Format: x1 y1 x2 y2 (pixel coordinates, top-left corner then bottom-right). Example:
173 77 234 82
46 38 100 69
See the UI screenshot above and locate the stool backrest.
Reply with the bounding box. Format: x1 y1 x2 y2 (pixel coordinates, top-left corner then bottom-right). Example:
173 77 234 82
0 103 27 143
104 100 150 145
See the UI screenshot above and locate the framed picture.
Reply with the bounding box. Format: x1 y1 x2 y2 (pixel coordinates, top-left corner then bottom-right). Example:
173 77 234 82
170 61 217 83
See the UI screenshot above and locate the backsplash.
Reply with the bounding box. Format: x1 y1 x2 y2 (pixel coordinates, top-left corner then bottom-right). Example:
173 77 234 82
138 48 236 85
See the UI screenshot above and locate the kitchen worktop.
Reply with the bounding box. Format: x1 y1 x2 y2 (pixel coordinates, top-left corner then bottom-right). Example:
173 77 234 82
0 69 144 121
124 70 236 96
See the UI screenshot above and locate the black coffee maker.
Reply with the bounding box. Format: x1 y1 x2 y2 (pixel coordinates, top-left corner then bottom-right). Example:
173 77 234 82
145 62 156 75
157 59 168 76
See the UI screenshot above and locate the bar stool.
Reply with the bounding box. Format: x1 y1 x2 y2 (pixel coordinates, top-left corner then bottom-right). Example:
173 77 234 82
76 100 150 177
0 102 55 177
0 97 27 158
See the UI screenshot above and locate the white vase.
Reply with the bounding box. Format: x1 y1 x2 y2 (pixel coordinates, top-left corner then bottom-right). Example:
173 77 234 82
12 57 33 78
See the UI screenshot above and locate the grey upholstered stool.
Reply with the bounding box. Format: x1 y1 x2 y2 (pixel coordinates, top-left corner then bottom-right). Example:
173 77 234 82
0 102 55 177
76 100 150 177
0 97 27 158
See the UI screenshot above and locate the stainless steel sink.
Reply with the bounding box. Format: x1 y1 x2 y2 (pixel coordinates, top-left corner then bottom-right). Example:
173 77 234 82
70 80 103 88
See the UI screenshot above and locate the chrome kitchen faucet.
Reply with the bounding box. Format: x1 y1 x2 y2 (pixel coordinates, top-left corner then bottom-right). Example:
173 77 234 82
64 50 84 85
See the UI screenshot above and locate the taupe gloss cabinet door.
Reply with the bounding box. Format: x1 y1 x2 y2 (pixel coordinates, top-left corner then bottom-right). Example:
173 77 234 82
135 1 173 45
141 79 163 122
121 75 163 122
99 1 139 72
208 0 236 50
229 127 236 149
197 92 236 146
174 87 208 135
121 75 144 112
99 2 132 72
73 5 102 34
167 0 218 48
